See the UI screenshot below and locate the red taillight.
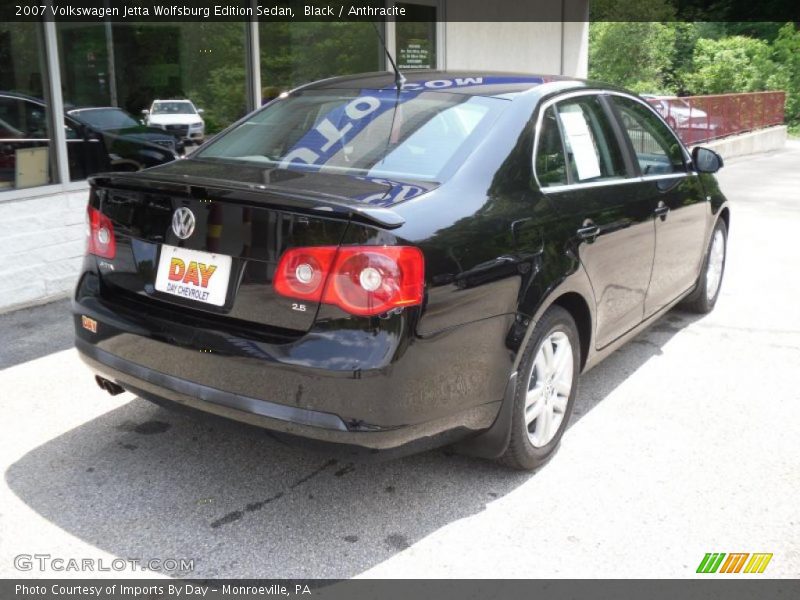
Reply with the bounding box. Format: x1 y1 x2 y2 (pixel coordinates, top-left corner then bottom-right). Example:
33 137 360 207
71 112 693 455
323 247 425 316
86 205 116 259
273 246 337 301
274 246 424 317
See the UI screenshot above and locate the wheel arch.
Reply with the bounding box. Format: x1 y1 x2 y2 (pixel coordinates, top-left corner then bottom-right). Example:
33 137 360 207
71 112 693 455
718 205 730 232
550 292 592 371
513 262 597 374
110 158 143 172
458 285 595 461
458 269 596 460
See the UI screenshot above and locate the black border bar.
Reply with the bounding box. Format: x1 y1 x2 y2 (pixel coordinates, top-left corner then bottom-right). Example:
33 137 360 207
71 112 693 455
3 0 800 23
3 579 800 599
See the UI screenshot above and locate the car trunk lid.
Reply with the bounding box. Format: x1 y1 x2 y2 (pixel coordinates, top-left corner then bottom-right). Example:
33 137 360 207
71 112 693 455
89 164 430 333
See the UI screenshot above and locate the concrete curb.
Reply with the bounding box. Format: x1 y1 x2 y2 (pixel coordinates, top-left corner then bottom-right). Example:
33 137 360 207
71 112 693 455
0 290 70 316
691 126 787 161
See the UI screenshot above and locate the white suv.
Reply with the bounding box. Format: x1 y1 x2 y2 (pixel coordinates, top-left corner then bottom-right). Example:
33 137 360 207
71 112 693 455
143 99 205 144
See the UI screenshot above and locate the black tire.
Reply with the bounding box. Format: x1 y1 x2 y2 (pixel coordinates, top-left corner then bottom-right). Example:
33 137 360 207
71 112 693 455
681 218 727 314
499 306 581 471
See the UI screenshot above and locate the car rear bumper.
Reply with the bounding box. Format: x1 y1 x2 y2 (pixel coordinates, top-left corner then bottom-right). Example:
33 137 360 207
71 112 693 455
72 291 511 451
78 340 498 450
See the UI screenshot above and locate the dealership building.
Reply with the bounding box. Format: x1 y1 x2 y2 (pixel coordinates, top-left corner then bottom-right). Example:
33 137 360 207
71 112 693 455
0 1 588 312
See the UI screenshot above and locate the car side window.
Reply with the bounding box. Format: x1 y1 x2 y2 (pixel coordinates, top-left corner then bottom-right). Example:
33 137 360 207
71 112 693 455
554 96 626 184
612 96 685 175
0 97 24 136
24 103 48 137
535 106 568 187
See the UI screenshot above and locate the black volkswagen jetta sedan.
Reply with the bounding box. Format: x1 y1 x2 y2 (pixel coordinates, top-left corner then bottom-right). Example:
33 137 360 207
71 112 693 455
73 72 729 470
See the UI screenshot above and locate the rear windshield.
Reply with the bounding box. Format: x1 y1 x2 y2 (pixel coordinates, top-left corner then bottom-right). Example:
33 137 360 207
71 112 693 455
74 108 139 130
197 89 507 182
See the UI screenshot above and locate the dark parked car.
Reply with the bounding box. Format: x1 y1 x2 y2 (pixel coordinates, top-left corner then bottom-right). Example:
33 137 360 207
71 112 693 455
73 72 729 470
0 94 179 188
68 107 182 170
0 91 106 185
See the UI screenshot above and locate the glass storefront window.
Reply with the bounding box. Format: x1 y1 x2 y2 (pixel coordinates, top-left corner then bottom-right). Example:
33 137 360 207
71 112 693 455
57 22 248 181
259 23 382 102
0 18 442 191
0 22 53 191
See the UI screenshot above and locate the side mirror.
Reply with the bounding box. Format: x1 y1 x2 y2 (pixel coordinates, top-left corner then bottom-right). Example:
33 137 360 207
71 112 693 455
692 146 723 173
196 108 204 115
141 109 149 116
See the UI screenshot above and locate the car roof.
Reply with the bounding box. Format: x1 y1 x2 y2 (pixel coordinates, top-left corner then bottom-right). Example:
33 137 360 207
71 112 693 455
0 91 45 103
0 91 78 111
68 106 125 113
296 70 588 98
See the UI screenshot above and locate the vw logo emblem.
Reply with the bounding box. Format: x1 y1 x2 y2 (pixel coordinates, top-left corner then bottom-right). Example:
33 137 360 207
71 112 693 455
172 207 195 240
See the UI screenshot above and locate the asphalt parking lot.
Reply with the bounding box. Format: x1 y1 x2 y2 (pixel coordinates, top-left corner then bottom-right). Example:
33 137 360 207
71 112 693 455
1 142 799 579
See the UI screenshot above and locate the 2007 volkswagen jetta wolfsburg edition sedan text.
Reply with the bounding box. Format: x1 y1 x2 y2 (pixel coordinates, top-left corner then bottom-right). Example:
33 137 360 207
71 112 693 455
73 72 729 470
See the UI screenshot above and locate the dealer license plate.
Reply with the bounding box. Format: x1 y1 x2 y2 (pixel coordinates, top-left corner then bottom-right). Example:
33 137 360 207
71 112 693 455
154 245 232 307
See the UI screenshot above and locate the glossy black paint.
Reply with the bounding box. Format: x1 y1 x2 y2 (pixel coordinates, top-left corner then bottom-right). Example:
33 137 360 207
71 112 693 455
73 72 729 456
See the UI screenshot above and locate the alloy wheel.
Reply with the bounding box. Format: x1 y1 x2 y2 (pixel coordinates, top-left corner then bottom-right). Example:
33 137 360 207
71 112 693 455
706 228 725 302
525 331 573 447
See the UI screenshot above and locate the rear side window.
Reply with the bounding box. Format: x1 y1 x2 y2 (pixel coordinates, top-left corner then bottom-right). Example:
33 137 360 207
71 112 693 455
611 96 686 175
557 97 627 183
535 95 627 188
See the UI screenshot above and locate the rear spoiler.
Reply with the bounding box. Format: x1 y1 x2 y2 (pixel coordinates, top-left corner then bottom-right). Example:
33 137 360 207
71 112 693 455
88 172 406 230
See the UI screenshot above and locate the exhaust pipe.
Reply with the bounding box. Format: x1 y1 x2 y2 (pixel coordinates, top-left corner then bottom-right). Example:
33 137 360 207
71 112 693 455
95 375 125 396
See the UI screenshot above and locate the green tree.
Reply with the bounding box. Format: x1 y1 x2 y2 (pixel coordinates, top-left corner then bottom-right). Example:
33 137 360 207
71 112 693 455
589 0 675 21
770 23 800 122
684 36 776 94
589 19 798 128
260 22 380 91
588 22 677 94
187 65 247 133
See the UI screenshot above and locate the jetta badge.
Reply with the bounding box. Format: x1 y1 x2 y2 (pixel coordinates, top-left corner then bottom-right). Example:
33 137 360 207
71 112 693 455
172 207 195 239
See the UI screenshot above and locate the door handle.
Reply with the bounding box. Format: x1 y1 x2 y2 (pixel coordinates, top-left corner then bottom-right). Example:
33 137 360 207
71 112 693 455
654 201 670 221
576 221 600 242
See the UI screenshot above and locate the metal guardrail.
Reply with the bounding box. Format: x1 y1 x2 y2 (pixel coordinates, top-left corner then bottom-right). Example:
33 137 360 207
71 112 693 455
643 91 786 145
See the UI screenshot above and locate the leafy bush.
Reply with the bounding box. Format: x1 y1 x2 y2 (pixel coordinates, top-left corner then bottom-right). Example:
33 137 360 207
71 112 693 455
684 36 775 94
589 21 799 129
589 22 677 94
770 23 800 122
187 66 247 135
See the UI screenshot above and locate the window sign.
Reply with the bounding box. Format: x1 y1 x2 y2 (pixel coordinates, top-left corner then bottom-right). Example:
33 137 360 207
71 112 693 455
558 109 602 181
395 2 437 70
398 41 432 70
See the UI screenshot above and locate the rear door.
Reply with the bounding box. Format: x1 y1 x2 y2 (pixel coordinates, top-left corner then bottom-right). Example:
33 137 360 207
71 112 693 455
608 95 709 317
535 93 655 348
